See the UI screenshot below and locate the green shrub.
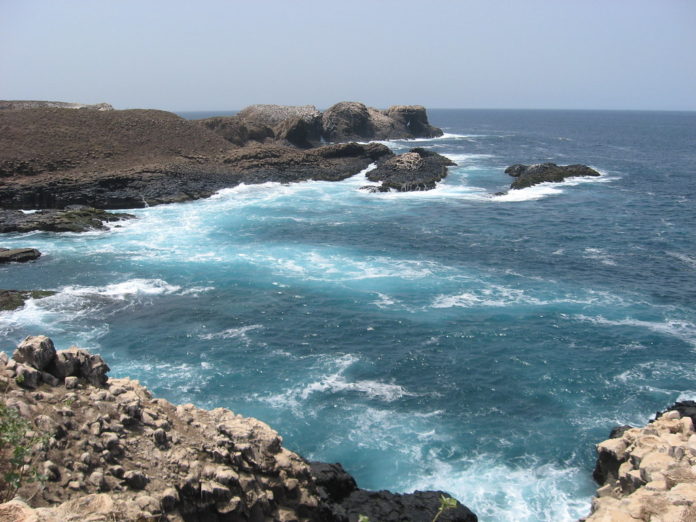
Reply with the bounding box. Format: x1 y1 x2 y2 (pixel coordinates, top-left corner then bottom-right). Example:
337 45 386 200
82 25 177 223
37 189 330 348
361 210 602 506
0 401 45 502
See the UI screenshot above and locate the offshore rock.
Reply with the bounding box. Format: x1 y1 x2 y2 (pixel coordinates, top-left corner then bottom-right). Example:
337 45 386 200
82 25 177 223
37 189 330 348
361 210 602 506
0 290 55 311
0 247 41 263
365 148 455 192
0 207 134 233
0 335 478 521
505 163 600 190
585 403 696 521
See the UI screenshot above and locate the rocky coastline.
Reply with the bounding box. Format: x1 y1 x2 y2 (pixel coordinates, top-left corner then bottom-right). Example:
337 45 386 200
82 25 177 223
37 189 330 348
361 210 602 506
0 335 477 521
585 403 696 521
0 101 449 216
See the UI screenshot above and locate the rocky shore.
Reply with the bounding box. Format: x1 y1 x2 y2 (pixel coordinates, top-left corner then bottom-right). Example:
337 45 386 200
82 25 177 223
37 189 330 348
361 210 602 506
0 335 477 521
586 403 696 521
0 101 450 214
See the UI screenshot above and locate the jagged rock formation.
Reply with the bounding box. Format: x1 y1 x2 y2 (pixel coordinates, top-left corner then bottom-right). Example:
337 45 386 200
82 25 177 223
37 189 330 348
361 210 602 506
0 335 476 521
321 102 443 142
199 102 443 148
505 163 600 190
0 247 41 263
363 148 455 192
0 207 133 233
585 403 696 521
0 100 113 111
0 290 55 311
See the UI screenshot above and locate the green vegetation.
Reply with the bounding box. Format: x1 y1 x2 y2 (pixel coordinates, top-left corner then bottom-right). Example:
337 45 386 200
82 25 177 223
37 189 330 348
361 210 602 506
358 495 458 522
0 401 46 502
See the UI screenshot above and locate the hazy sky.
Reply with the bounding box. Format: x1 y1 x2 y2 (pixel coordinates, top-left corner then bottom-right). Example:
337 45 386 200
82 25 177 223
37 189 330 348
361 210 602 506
1 0 694 111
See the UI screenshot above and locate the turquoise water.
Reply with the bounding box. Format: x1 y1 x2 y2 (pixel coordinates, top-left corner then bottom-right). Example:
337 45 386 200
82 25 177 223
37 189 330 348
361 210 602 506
2 109 696 520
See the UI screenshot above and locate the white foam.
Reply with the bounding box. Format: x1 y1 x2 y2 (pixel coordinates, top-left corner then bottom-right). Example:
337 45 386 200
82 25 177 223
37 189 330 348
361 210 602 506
60 278 181 300
667 251 696 269
404 454 592 522
372 292 397 309
576 315 696 347
198 325 263 342
583 248 617 266
444 153 495 165
492 172 617 203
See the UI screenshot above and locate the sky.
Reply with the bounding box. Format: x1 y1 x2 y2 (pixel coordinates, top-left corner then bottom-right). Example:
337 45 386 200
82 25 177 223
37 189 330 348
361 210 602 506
1 0 695 111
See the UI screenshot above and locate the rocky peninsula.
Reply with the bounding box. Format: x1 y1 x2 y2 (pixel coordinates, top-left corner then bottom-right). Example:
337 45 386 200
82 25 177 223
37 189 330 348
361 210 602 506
0 101 450 218
0 336 476 521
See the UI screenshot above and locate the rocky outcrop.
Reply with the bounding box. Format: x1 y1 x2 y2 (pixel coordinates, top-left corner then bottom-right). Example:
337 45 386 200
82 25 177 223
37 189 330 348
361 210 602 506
505 163 600 190
199 102 443 147
321 102 443 142
364 148 455 192
0 100 113 111
0 247 41 263
0 290 55 311
0 107 396 210
0 335 476 521
197 105 324 149
585 403 696 521
0 207 134 233
311 462 476 521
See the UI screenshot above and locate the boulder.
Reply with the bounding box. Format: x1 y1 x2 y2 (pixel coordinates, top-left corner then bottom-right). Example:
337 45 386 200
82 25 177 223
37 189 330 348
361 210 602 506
365 148 455 192
13 335 57 370
0 248 41 263
505 163 600 190
196 116 274 147
51 346 110 386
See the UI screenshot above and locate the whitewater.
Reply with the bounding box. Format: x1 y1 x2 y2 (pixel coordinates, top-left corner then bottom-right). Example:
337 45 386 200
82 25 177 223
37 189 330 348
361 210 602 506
2 109 695 521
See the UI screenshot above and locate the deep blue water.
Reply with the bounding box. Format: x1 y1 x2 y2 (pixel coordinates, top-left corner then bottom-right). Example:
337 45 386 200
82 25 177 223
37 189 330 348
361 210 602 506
2 109 696 520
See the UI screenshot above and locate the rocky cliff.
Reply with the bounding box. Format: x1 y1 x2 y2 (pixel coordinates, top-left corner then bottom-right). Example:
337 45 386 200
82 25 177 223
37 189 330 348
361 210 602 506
197 102 443 148
586 404 696 521
0 335 477 521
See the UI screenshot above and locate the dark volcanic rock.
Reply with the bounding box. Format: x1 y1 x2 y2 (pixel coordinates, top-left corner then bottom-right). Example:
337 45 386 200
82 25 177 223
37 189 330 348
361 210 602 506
505 163 600 190
365 148 455 192
0 207 134 233
311 462 476 522
0 290 55 311
0 247 41 263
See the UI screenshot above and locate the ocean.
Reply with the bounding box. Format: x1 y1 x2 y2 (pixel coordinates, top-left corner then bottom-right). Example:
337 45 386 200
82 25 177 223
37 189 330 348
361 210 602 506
2 109 695 521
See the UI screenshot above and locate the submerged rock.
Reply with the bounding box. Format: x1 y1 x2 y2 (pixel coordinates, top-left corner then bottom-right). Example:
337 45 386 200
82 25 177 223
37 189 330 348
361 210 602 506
505 162 600 190
365 147 455 192
0 289 55 311
0 247 41 263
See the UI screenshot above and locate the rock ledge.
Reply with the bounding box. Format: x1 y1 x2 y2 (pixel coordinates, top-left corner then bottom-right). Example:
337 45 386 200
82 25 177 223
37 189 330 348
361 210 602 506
0 335 476 521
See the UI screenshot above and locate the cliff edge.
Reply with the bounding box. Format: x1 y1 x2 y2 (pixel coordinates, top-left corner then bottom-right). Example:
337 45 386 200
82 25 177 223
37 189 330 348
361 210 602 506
0 335 476 521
